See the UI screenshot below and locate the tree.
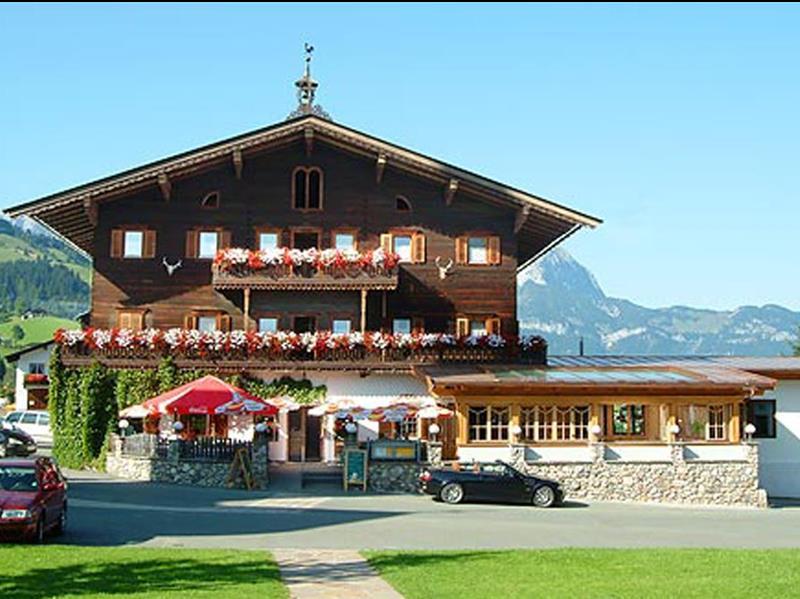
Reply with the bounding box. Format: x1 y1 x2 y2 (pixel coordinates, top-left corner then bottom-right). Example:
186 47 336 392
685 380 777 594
10 324 24 346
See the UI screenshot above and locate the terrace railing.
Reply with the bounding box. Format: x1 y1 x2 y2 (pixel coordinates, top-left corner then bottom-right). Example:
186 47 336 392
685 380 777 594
119 433 251 462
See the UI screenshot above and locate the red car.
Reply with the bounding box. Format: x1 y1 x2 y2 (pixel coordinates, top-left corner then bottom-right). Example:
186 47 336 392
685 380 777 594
0 457 67 543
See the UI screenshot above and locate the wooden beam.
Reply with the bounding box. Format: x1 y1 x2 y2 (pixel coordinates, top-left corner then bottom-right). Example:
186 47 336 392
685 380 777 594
360 289 368 333
304 127 314 157
232 148 243 179
157 173 171 202
444 178 459 206
243 288 251 332
82 198 98 227
514 205 531 234
376 153 387 184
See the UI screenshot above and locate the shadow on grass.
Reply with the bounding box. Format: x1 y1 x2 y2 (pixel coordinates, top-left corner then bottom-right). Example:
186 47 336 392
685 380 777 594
0 552 283 598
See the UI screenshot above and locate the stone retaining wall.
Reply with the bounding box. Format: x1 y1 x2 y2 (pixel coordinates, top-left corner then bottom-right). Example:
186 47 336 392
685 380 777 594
511 443 767 508
368 461 423 493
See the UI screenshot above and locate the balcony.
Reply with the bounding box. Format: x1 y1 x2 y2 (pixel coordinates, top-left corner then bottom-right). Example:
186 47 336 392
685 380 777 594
55 329 548 371
211 247 399 291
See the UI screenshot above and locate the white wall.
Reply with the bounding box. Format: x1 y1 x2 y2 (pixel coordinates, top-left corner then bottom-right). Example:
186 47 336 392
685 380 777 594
13 345 52 411
757 381 800 498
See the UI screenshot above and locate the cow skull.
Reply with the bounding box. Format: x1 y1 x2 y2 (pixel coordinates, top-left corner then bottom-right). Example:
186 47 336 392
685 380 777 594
162 257 183 276
435 256 454 280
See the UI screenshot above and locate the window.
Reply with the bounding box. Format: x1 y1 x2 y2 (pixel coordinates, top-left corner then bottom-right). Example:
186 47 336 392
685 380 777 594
393 319 411 335
21 413 38 425
6 413 21 423
293 316 316 333
746 400 776 438
456 317 501 337
469 319 487 336
393 235 412 262
258 232 280 250
201 191 220 209
397 417 419 440
521 406 590 442
258 318 278 333
197 316 217 332
117 311 144 330
292 230 320 250
332 319 351 334
396 196 412 212
198 231 219 259
124 231 143 258
28 363 45 375
334 233 356 250
468 405 509 442
468 237 488 265
38 413 50 426
456 235 501 265
605 404 646 437
292 167 323 210
707 405 727 441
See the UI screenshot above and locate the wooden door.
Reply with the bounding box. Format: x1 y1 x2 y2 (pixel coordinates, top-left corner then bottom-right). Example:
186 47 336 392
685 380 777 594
305 414 322 461
288 409 305 462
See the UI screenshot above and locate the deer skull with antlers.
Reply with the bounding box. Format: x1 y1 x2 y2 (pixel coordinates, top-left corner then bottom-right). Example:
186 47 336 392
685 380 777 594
162 257 183 276
435 256 454 280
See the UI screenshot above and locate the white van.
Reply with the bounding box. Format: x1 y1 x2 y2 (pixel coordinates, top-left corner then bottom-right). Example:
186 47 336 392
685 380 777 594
5 410 52 445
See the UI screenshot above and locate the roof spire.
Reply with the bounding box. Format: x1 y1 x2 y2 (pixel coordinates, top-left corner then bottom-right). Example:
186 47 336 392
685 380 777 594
287 42 332 121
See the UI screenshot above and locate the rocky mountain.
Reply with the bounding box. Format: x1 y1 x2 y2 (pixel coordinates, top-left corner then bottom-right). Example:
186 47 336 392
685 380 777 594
518 249 800 356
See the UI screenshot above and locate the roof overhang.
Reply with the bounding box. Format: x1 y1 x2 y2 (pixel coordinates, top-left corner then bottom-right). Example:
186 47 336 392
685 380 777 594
4 115 601 264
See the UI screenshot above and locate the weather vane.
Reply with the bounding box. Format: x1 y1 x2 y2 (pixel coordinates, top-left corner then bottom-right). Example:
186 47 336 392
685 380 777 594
288 42 331 121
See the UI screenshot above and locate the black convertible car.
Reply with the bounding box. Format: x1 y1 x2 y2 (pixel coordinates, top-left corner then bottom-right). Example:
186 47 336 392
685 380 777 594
420 460 563 507
0 424 37 458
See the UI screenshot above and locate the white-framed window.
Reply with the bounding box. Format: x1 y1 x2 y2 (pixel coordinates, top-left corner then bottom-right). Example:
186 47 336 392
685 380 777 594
258 232 279 250
258 318 278 333
28 363 46 375
334 233 355 250
393 318 411 335
123 231 144 258
332 319 352 334
197 316 218 332
468 405 509 442
520 405 590 442
393 235 413 263
467 237 488 265
397 416 419 439
707 405 727 441
198 231 219 259
469 319 487 336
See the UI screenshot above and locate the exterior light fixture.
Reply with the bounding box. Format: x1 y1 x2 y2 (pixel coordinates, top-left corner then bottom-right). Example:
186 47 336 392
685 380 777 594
118 419 130 430
172 421 184 432
511 424 523 439
590 424 602 437
428 423 441 437
669 423 681 436
255 422 268 433
344 421 358 435
744 423 756 441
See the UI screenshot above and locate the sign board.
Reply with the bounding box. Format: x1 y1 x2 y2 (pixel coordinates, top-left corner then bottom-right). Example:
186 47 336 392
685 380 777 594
343 448 368 492
226 447 254 490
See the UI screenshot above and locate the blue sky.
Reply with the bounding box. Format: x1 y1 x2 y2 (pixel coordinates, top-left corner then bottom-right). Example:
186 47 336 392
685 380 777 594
1 3 798 310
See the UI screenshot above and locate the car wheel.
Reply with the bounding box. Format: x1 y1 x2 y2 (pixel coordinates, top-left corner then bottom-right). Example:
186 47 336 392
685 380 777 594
532 485 556 508
54 504 67 536
440 483 464 505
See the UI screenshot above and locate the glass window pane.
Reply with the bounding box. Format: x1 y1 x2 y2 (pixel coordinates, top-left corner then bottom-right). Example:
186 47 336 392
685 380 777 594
393 319 411 335
335 234 355 250
258 318 277 333
38 414 50 426
123 231 143 258
198 232 218 259
393 236 412 262
6 413 20 423
332 319 351 334
197 316 217 332
294 170 307 209
468 237 488 264
259 233 279 250
308 170 321 209
21 413 38 424
469 320 487 336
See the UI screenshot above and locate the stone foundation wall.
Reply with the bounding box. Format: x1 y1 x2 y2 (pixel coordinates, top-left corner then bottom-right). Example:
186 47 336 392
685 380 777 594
511 443 767 508
368 461 423 493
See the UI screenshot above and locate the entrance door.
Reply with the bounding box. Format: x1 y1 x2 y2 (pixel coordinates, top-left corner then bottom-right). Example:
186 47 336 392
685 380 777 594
288 409 305 462
305 414 322 461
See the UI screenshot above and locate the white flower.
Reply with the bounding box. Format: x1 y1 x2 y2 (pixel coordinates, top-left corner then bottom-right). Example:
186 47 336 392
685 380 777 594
92 329 113 349
116 329 134 348
229 330 247 349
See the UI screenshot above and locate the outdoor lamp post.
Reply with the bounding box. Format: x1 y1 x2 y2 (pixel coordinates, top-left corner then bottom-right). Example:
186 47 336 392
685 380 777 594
589 423 602 441
255 422 269 434
118 419 130 437
344 421 358 445
511 424 523 442
428 422 441 440
669 423 681 442
744 423 756 442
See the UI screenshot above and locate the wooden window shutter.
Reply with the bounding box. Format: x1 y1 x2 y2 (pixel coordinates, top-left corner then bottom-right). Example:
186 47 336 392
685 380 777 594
380 233 393 254
456 318 469 338
217 314 232 332
184 314 198 329
110 229 124 258
131 312 144 330
143 230 157 259
412 317 425 334
219 230 232 250
455 236 468 264
117 312 131 329
411 232 426 263
185 230 198 258
486 317 501 335
487 236 501 265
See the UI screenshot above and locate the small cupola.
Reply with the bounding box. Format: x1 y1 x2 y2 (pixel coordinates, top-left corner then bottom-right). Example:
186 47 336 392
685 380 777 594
287 43 332 121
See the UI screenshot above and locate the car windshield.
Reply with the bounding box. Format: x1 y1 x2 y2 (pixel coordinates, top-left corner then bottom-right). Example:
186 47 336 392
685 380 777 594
0 466 38 492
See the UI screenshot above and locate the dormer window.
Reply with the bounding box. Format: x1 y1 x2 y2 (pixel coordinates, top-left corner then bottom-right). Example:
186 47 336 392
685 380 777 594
201 191 220 209
292 166 323 210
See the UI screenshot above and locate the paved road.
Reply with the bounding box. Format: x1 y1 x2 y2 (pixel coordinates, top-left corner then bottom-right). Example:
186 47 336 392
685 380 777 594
58 469 800 550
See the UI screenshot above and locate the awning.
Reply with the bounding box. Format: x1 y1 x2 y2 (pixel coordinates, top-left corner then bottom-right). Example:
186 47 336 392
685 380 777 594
136 375 278 416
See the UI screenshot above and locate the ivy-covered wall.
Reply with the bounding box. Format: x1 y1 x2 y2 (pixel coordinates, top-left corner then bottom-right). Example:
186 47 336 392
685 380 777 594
48 350 326 469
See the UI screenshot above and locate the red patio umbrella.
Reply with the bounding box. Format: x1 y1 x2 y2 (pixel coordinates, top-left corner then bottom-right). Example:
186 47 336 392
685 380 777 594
140 375 278 416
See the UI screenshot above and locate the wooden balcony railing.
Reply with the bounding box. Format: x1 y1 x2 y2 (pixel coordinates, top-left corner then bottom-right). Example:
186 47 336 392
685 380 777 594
212 264 398 291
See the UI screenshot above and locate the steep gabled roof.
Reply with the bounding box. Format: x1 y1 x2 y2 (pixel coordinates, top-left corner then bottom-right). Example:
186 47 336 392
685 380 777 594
4 115 601 268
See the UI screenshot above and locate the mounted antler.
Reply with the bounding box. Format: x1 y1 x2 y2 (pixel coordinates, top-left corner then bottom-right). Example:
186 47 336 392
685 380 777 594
435 256 454 280
162 257 183 276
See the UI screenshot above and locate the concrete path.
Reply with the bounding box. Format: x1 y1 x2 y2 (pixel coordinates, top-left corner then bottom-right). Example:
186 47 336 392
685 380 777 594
273 549 402 598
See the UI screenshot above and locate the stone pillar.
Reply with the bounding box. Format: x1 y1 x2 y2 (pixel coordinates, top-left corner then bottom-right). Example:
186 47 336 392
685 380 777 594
167 439 181 464
110 433 123 458
589 441 606 464
509 443 526 469
669 443 685 464
426 441 443 467
252 431 270 489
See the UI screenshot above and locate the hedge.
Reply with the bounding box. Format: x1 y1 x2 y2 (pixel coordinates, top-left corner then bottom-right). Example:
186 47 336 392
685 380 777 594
47 350 326 469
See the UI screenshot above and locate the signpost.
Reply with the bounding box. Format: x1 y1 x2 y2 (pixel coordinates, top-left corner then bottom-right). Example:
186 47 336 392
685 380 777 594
343 448 368 491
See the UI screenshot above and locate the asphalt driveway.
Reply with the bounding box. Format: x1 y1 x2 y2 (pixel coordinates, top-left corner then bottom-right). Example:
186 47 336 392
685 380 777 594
58 469 800 550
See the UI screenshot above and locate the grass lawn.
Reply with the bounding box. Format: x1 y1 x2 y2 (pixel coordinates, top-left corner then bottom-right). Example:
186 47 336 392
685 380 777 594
0 315 77 357
365 548 800 599
0 545 288 598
